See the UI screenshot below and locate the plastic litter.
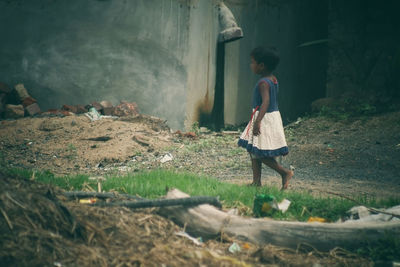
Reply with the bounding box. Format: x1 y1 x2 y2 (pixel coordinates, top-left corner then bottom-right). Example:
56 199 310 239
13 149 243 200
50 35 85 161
253 194 291 217
228 242 241 253
343 205 400 223
85 107 101 122
277 199 291 213
242 243 251 250
307 217 327 223
79 198 97 204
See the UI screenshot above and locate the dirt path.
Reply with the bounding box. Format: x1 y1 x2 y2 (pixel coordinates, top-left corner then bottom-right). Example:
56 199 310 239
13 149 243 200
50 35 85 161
1 111 399 199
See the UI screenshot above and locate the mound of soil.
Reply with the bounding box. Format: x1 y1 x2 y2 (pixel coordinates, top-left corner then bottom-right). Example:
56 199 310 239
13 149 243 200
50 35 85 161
0 172 371 266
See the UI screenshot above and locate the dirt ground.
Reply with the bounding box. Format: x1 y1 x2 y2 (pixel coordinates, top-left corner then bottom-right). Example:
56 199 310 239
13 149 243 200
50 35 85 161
1 111 400 266
1 111 399 198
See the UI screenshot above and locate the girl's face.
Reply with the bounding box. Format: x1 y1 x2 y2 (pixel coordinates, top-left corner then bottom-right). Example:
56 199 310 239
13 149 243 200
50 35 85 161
250 57 264 74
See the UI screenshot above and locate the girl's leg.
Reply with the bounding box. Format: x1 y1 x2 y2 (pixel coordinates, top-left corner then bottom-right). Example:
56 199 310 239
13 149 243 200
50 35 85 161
250 156 262 186
261 157 294 190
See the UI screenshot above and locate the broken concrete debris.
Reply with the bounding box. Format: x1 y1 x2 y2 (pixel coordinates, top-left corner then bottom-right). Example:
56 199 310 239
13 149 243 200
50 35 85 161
0 81 140 120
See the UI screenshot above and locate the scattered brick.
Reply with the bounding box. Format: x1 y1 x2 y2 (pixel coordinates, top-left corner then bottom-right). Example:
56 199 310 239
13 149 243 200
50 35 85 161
14 84 30 101
25 103 41 116
102 107 115 116
113 101 139 116
60 110 73 116
5 104 24 118
22 96 37 107
62 104 78 114
75 105 87 114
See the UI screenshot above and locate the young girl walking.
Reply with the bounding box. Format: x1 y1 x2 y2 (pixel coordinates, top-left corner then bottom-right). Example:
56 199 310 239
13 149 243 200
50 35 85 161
238 46 294 190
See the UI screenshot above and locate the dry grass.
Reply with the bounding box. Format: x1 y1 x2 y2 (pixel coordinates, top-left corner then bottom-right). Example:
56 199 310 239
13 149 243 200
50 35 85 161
0 172 372 266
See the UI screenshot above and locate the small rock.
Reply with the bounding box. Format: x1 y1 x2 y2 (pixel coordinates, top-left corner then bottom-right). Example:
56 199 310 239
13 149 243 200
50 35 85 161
5 104 24 118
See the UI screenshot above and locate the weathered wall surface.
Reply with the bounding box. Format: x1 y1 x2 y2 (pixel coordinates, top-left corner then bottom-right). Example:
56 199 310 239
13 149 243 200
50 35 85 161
326 0 400 100
1 0 332 129
224 0 328 125
0 0 220 130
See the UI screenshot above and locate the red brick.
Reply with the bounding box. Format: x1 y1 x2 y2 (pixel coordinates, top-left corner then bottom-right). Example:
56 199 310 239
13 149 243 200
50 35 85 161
25 103 41 116
102 107 115 115
60 110 73 116
75 105 87 114
62 104 78 113
5 104 24 118
14 84 30 101
22 96 37 107
113 101 139 116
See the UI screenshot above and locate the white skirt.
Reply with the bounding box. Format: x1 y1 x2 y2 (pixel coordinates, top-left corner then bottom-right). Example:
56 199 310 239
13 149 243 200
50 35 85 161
238 110 289 157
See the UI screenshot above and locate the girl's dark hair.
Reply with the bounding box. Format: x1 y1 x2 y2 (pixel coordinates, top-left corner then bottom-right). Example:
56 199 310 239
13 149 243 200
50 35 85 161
251 46 280 71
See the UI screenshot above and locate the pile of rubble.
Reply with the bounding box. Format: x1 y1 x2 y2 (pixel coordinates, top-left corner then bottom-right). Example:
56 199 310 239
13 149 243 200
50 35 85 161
0 82 139 119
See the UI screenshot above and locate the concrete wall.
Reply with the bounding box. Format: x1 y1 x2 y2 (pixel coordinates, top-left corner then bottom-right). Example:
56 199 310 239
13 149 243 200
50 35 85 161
0 0 330 129
0 0 220 130
224 0 328 125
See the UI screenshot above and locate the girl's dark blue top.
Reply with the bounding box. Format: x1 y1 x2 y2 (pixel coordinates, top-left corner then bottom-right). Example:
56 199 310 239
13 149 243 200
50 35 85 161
251 77 279 112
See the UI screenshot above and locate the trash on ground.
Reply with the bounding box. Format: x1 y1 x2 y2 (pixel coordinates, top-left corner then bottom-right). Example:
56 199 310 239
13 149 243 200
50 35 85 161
160 153 173 163
228 242 241 253
242 243 251 250
276 199 291 213
79 198 97 204
253 194 291 217
175 231 203 246
342 205 400 223
253 194 276 217
85 107 101 121
307 217 327 223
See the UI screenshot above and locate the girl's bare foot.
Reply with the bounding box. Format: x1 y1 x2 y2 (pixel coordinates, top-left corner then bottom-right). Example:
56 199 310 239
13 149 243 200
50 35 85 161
281 170 294 190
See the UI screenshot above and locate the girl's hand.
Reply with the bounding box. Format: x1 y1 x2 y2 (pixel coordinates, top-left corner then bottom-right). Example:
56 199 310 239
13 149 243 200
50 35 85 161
253 121 261 136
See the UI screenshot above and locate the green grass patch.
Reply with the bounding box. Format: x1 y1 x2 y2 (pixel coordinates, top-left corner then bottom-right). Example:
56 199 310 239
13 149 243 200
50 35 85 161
6 168 399 223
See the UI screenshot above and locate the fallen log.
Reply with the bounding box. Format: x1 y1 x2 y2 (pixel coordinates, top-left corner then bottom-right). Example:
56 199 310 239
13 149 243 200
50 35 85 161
91 196 222 209
158 189 400 251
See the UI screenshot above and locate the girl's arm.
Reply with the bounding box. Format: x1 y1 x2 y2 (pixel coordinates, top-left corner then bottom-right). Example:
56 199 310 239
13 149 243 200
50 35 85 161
253 81 270 136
